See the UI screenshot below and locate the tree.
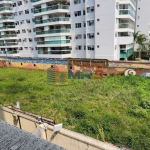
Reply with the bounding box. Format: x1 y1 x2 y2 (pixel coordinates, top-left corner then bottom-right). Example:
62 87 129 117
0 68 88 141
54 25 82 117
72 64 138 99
146 40 150 60
136 34 147 58
133 32 147 59
133 31 140 44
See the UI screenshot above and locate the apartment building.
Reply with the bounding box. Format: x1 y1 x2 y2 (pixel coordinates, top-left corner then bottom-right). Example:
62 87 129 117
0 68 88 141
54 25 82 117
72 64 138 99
136 0 150 39
0 0 136 60
71 0 136 60
0 0 71 58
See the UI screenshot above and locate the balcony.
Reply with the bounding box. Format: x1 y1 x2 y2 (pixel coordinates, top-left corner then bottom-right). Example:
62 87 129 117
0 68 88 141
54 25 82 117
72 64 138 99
33 5 69 14
119 23 134 30
31 0 41 2
119 0 136 7
0 7 12 12
0 0 12 1
6 51 19 54
0 26 15 30
38 50 71 58
0 16 14 21
0 34 17 38
36 29 70 35
0 42 18 46
35 17 69 25
119 10 135 19
38 50 71 54
120 47 133 58
37 40 70 45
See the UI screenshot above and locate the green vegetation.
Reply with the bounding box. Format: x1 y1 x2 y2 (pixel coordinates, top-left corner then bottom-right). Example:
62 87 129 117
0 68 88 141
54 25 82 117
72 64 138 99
0 68 150 149
133 31 150 59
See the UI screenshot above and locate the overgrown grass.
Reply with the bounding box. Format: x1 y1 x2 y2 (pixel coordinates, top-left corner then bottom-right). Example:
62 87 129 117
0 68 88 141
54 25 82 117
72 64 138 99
0 68 150 149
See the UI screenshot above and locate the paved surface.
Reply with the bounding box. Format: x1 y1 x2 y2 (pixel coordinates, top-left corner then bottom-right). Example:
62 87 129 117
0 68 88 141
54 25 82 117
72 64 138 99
0 120 66 150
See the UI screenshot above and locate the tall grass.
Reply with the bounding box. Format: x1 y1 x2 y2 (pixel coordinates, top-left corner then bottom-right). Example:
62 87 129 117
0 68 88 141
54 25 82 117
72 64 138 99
0 68 150 149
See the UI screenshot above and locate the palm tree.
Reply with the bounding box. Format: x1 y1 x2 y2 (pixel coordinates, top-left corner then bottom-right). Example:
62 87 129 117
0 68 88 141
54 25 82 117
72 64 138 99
133 31 140 44
146 40 150 60
136 34 147 58
133 31 140 59
133 32 147 59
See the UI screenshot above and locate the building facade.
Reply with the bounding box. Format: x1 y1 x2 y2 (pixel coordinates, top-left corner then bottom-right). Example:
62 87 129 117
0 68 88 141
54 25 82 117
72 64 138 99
136 0 150 39
0 0 136 60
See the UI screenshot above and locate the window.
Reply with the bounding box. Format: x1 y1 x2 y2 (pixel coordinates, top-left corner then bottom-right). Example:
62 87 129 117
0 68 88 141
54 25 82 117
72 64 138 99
76 45 82 50
14 12 17 16
20 20 24 24
97 19 99 21
84 34 86 39
74 0 81 4
75 23 81 28
97 4 100 7
29 38 32 42
13 3 16 7
16 30 20 34
27 29 31 33
75 34 82 39
74 11 81 17
83 22 86 27
87 20 94 26
87 6 94 13
25 9 29 14
87 45 94 51
26 19 30 23
24 0 28 3
19 11 23 15
18 1 22 6
97 32 99 35
87 33 94 39
22 29 26 33
83 10 85 15
23 38 27 42
24 47 28 50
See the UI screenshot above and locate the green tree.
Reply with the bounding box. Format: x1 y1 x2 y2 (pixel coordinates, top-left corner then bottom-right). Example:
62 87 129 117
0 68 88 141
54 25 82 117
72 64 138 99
146 40 150 60
134 32 147 59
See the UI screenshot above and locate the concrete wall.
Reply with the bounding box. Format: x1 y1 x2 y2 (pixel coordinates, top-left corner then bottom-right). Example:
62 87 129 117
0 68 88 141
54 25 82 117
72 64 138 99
0 106 119 150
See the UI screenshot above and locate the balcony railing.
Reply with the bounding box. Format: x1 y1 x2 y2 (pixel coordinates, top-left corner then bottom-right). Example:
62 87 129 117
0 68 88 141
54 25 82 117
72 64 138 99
119 10 135 18
0 42 18 46
0 16 14 20
0 7 12 12
0 26 15 30
119 0 136 7
6 51 18 54
0 34 17 38
0 0 12 1
37 40 70 45
33 5 69 14
120 48 133 58
31 0 41 3
38 50 71 54
36 29 70 35
35 17 69 25
119 23 134 29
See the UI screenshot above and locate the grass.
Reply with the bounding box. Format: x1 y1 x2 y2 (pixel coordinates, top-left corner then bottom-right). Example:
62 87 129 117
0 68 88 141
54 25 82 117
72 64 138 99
0 67 150 149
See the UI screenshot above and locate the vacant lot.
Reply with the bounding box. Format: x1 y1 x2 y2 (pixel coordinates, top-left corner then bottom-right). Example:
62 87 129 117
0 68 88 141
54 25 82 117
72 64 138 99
0 68 150 149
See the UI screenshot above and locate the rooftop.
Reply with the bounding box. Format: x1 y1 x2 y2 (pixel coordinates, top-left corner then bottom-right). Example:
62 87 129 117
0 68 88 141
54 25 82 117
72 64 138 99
0 120 66 150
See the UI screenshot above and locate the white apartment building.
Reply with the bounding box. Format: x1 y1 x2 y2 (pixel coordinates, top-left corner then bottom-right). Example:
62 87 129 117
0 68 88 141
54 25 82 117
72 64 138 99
71 0 136 60
136 0 150 39
0 0 136 60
